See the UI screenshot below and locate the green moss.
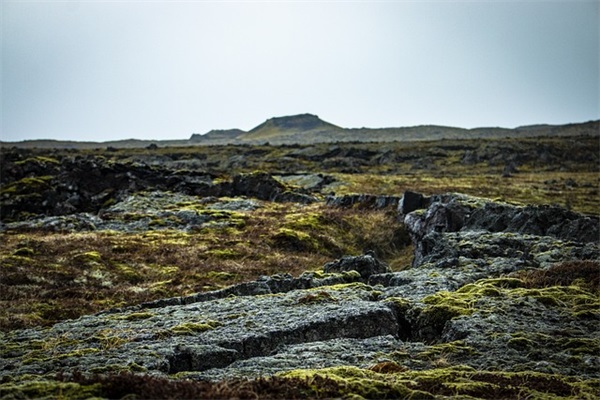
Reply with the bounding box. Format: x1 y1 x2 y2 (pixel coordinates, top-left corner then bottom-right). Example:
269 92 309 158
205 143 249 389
280 366 418 399
72 251 103 264
102 197 117 208
285 212 323 231
478 277 525 289
422 290 478 317
58 347 101 359
1 255 35 269
12 247 35 257
280 365 600 399
0 378 101 400
271 228 319 253
383 297 412 314
296 291 337 305
112 262 143 283
312 281 371 292
456 283 502 297
21 333 81 364
14 156 61 165
416 341 474 361
510 285 599 319
93 328 133 350
0 176 54 195
169 320 222 335
88 361 147 374
311 270 362 281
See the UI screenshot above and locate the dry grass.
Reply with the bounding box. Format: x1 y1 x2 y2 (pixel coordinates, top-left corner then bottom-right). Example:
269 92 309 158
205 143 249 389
515 260 600 292
333 171 599 215
0 203 408 331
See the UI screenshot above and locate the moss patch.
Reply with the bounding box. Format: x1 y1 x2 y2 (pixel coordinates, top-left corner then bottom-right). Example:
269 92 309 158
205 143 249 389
169 320 222 335
0 378 101 400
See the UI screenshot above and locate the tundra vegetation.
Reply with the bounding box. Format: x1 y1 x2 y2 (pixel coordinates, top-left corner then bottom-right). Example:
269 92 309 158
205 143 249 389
0 131 599 399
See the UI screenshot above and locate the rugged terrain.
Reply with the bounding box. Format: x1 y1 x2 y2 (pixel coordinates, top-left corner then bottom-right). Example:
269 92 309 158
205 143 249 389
0 134 599 399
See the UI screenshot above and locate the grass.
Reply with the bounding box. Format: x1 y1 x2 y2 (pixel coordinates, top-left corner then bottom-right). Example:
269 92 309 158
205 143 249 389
25 365 595 399
332 170 598 215
0 203 409 331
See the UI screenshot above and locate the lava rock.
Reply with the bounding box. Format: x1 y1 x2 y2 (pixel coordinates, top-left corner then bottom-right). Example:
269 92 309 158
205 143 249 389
323 252 391 279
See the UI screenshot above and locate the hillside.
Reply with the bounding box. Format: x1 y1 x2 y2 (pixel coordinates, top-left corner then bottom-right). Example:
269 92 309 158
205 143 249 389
2 116 598 148
190 129 245 143
239 113 344 143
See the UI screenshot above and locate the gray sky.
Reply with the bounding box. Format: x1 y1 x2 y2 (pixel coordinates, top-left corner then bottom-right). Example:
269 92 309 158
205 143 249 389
2 1 598 142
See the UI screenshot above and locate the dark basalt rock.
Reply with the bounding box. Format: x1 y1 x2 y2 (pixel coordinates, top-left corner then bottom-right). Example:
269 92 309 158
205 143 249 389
323 252 391 279
325 194 401 209
468 202 599 243
0 156 317 222
403 191 599 265
398 190 431 215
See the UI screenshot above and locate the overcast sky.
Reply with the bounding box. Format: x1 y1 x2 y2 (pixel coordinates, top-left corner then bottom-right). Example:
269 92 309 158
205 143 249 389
2 1 598 142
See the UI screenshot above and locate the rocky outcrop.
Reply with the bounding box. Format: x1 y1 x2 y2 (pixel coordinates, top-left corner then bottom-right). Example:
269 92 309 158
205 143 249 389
401 192 599 266
326 194 401 209
1 192 598 394
231 172 316 203
323 253 390 279
0 154 317 223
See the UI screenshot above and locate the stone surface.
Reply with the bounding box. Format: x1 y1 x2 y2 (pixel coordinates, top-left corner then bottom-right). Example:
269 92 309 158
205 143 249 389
1 191 598 387
0 156 316 223
325 194 401 209
1 191 253 233
323 253 391 279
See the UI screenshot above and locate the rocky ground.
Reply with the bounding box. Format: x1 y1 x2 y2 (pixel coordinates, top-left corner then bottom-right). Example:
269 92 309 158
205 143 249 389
0 139 599 399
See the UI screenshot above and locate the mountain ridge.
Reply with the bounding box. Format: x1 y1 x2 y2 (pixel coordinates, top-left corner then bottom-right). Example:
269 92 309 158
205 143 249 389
2 115 598 148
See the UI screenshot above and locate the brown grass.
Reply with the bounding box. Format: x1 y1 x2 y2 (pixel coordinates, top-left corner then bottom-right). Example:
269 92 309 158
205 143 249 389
0 203 408 331
515 260 600 292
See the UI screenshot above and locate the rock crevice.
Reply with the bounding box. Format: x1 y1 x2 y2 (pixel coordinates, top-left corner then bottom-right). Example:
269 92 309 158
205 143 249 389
1 192 598 384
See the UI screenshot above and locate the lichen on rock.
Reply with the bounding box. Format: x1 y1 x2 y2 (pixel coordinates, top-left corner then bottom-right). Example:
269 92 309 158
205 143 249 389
1 188 598 399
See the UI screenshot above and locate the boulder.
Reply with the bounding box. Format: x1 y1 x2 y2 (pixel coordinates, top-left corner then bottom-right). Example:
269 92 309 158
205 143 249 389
398 190 430 215
403 192 599 266
323 252 391 279
232 172 317 203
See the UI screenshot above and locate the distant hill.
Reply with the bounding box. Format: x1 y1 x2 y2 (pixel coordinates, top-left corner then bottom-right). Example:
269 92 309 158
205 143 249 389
190 129 245 142
2 115 598 148
240 114 344 142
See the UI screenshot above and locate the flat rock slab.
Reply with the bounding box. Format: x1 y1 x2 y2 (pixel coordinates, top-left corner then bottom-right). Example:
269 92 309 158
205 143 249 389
0 284 399 379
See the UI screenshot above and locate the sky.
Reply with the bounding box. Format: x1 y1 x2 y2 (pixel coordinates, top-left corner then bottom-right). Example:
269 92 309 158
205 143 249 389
1 1 599 142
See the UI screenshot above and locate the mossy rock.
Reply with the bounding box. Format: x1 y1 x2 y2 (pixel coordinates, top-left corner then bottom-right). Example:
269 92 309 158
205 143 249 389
0 379 101 400
169 320 222 335
0 176 54 195
14 156 61 166
280 366 419 399
270 228 319 253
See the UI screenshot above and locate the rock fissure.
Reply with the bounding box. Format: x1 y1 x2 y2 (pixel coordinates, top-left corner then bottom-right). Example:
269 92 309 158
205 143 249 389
1 191 598 387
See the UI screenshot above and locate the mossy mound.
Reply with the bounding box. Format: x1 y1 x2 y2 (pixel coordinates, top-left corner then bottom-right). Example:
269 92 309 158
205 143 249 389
7 365 592 399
